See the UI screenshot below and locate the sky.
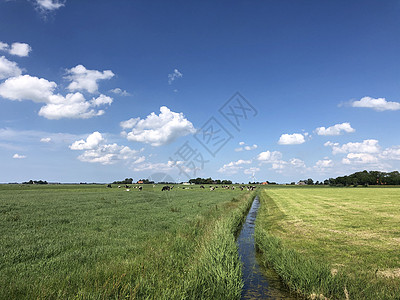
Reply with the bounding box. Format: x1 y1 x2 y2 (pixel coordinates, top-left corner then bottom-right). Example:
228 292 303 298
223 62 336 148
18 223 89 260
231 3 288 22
1 0 400 183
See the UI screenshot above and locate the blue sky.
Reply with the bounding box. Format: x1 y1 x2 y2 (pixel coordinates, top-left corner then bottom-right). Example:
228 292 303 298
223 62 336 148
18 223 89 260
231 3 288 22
1 0 400 183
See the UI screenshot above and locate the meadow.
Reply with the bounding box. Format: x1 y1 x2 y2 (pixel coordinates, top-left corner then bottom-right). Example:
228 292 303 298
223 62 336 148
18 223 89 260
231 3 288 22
255 187 400 299
0 184 254 299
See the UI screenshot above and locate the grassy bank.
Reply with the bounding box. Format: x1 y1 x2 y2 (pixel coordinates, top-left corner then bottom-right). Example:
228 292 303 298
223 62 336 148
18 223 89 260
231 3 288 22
0 184 253 299
255 187 400 299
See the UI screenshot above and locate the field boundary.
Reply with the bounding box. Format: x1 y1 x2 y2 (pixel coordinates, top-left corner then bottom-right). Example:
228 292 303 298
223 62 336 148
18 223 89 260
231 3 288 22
182 192 255 299
254 189 400 300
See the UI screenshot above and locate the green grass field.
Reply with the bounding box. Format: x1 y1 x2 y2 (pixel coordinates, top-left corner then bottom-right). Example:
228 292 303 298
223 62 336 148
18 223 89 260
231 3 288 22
255 187 400 299
0 184 253 299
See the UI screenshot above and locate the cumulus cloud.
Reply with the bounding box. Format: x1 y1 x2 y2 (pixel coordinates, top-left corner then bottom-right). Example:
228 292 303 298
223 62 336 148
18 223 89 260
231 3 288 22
380 146 400 161
90 94 113 106
40 137 52 143
110 88 131 96
351 96 400 111
69 131 104 150
122 106 196 146
342 153 379 165
324 139 380 155
0 42 8 51
312 158 334 172
218 159 252 174
120 117 139 130
168 69 183 85
0 75 112 119
132 161 175 172
278 133 305 145
0 56 22 80
65 65 114 94
256 150 282 162
13 153 26 159
0 75 56 102
235 142 258 152
35 0 65 11
244 167 260 175
70 132 142 165
0 41 32 57
315 122 355 136
289 158 306 168
9 43 31 57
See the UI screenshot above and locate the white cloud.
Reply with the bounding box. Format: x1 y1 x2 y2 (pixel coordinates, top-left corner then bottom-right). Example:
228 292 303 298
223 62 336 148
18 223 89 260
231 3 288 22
13 153 26 159
289 158 306 168
325 139 380 155
90 94 113 106
235 142 258 152
168 69 183 85
110 88 130 96
0 56 22 80
120 117 139 130
123 106 196 146
0 42 8 51
65 65 114 94
310 158 334 173
315 159 333 168
278 133 305 145
342 153 379 165
218 159 252 174
38 93 106 120
0 75 56 102
40 137 52 143
244 167 260 175
35 0 65 11
315 122 355 136
380 146 400 161
132 161 174 172
133 156 146 164
256 150 282 162
70 132 141 165
69 131 104 150
77 144 139 165
271 161 287 170
0 75 112 119
351 96 400 111
9 43 31 57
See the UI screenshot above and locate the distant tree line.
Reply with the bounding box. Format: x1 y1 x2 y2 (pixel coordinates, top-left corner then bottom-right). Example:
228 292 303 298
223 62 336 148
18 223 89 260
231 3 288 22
326 170 400 186
113 178 133 184
139 179 155 184
112 178 155 184
22 180 48 184
189 177 232 185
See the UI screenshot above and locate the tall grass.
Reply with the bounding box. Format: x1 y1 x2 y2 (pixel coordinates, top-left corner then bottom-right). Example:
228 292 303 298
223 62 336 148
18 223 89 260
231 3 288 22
0 184 253 299
255 188 400 299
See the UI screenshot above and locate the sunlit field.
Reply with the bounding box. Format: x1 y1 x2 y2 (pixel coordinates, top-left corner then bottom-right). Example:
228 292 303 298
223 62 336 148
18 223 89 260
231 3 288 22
0 184 253 299
255 187 400 299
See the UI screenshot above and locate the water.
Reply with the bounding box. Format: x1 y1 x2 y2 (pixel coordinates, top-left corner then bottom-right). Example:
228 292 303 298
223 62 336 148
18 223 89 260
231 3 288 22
237 196 298 299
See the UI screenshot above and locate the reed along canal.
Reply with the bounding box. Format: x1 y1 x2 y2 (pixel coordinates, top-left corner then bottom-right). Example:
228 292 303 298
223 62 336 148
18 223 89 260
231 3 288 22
237 196 298 299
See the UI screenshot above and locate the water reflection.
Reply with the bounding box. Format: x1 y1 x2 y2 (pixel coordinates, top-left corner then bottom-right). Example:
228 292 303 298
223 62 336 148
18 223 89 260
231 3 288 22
237 196 299 299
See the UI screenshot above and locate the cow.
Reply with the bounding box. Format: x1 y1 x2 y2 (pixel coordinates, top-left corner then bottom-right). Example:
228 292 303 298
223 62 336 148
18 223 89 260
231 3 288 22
162 186 170 191
107 184 112 188
139 186 143 191
200 185 205 189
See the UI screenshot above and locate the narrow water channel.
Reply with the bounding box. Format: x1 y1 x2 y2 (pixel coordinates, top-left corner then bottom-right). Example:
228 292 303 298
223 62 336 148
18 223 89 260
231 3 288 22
237 196 298 299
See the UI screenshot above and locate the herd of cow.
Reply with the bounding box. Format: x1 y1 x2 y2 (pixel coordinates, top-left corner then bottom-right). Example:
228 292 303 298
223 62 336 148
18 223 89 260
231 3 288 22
107 184 257 191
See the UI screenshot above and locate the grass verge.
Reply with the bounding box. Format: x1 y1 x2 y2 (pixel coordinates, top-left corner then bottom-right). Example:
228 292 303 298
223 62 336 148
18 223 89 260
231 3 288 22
255 188 400 299
0 184 254 299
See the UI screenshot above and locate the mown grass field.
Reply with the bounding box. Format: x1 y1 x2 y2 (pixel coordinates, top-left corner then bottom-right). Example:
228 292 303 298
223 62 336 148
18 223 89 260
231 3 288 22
0 184 253 299
255 187 400 299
